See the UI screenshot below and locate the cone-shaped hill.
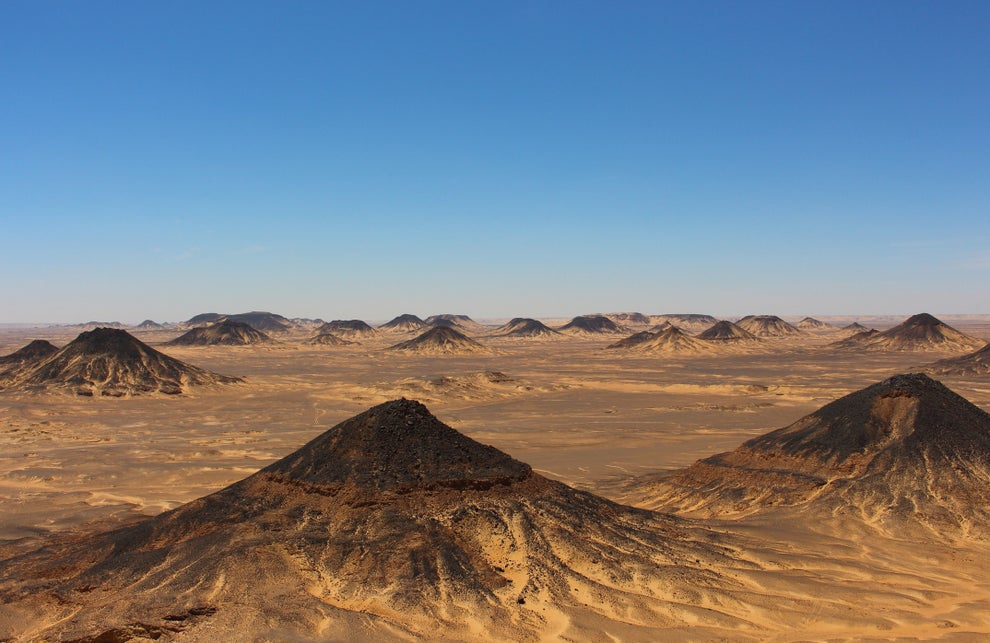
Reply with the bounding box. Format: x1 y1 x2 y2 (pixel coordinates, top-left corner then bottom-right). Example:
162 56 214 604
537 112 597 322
493 318 562 338
830 313 984 352
6 328 240 396
182 312 293 333
796 317 831 330
378 313 428 332
424 313 486 332
0 339 59 367
607 326 718 354
631 373 990 535
649 314 718 333
0 340 60 384
736 315 802 337
603 312 651 326
843 322 868 332
926 342 990 376
697 320 759 342
319 319 377 338
135 319 164 329
828 328 880 349
222 311 294 333
387 326 492 355
557 314 625 335
307 332 357 346
166 320 273 346
0 399 749 641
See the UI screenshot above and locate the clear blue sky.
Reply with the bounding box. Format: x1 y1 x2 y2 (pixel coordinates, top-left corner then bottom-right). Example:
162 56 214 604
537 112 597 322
2 1 988 323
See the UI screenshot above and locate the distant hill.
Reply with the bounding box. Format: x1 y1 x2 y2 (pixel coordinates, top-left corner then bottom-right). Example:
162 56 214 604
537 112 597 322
423 314 487 333
387 327 491 355
378 314 429 332
319 319 377 338
602 312 651 326
795 317 831 330
828 313 983 352
697 320 759 342
166 321 273 346
182 312 293 333
492 318 562 338
736 315 802 337
5 328 240 396
557 315 625 335
606 326 717 354
308 332 357 346
648 314 718 333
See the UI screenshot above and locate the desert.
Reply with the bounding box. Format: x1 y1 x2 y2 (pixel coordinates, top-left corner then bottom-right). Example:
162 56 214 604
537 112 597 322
2 313 990 640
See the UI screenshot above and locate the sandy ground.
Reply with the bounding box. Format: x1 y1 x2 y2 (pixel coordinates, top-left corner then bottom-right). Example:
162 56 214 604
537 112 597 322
2 321 990 639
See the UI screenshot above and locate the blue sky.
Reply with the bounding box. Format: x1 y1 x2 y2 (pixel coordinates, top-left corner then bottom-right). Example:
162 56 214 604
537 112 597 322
2 1 988 323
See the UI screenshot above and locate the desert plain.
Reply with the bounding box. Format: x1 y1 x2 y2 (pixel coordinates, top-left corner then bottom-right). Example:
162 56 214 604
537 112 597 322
1 313 990 641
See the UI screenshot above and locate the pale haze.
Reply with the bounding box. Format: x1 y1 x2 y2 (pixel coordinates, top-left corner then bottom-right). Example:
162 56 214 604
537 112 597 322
2 1 988 323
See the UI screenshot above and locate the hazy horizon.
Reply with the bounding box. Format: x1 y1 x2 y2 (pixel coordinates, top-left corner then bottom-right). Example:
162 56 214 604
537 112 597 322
3 2 988 323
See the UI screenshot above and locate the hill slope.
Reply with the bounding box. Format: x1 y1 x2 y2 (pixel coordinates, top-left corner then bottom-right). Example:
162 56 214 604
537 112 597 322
630 374 990 536
0 400 752 641
8 328 240 396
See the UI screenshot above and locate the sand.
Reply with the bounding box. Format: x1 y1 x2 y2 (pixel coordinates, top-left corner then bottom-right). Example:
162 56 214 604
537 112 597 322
1 320 990 640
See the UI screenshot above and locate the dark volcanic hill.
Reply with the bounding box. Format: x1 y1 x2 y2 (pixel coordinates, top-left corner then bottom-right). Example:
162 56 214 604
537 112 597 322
843 322 868 332
631 374 990 536
0 340 60 385
0 399 746 641
557 315 625 335
183 312 293 333
926 342 990 376
423 314 487 333
735 315 802 337
697 321 759 342
649 314 718 333
319 319 377 338
493 318 562 338
0 339 59 367
166 321 273 346
830 313 983 352
828 328 880 349
378 313 428 332
135 319 164 329
795 317 831 330
387 327 491 355
607 327 717 354
308 332 357 346
185 312 224 326
222 311 294 333
603 312 651 326
7 328 240 396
